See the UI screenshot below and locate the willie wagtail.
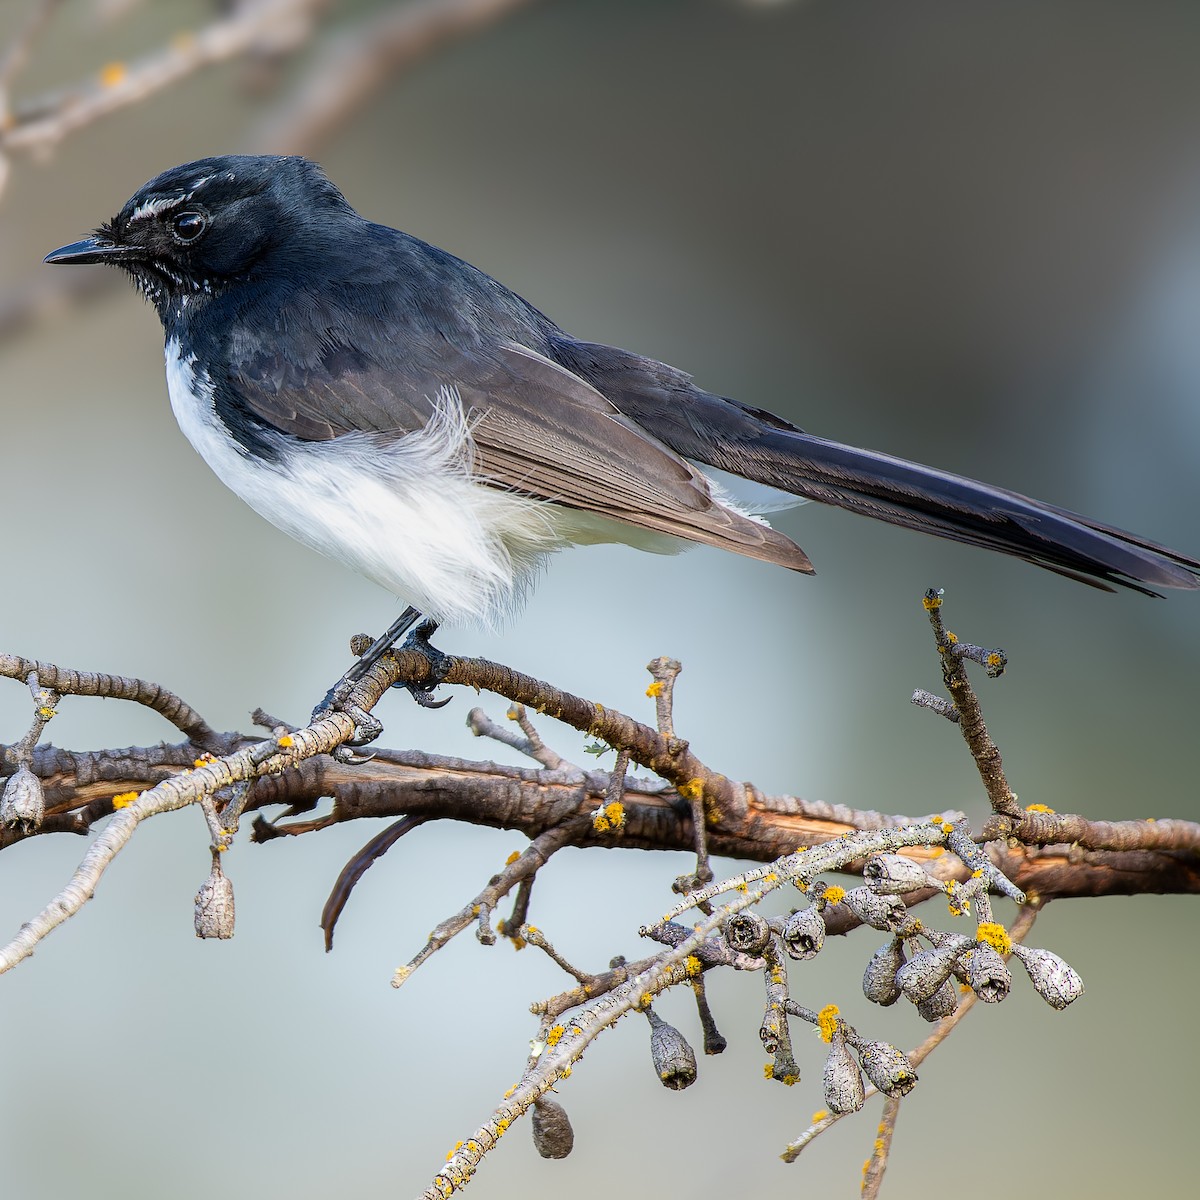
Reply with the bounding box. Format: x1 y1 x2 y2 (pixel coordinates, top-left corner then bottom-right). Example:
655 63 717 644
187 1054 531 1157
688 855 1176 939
45 155 1200 637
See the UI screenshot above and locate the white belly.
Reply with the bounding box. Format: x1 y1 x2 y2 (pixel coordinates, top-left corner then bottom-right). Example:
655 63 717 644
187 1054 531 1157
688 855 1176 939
164 339 563 628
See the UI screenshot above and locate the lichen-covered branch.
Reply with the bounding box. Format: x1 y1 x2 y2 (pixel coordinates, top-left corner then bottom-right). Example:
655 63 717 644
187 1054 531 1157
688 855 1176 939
1 590 1197 1198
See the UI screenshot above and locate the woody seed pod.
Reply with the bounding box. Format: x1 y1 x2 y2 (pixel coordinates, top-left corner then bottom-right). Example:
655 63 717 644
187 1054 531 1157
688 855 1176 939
966 943 1011 1003
647 1009 697 1090
863 853 934 895
839 887 906 931
780 906 825 960
194 858 235 939
857 1041 918 1097
1011 944 1085 1010
915 978 960 1022
1 765 45 834
896 944 962 1004
862 939 906 1006
531 1096 574 1159
724 910 771 956
822 1026 865 1114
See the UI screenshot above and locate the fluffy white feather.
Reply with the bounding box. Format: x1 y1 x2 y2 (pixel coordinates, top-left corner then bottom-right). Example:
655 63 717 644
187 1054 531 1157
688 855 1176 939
166 340 567 628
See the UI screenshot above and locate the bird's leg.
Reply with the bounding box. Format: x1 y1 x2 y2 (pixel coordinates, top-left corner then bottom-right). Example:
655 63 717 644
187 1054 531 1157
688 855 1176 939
313 606 425 757
397 617 452 709
346 605 426 682
313 608 453 761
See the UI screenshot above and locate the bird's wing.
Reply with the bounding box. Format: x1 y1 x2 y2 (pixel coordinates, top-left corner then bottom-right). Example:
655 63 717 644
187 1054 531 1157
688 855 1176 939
229 340 814 572
549 337 1200 595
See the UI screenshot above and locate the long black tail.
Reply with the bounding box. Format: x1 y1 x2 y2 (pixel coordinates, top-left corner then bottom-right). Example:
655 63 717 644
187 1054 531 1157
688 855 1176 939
716 426 1199 595
553 337 1200 596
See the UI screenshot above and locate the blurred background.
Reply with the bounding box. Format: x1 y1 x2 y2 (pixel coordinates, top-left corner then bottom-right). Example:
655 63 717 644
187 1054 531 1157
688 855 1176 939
1 1 1198 1196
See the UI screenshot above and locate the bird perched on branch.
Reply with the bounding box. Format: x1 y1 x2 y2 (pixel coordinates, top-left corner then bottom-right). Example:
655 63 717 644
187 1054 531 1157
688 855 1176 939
46 155 1200 648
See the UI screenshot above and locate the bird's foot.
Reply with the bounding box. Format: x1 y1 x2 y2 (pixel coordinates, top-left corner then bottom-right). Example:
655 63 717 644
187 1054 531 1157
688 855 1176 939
312 676 384 764
312 610 452 762
396 617 452 709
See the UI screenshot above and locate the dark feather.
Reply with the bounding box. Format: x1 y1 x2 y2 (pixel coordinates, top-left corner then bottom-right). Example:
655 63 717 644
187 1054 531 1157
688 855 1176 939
228 334 814 572
550 338 1200 595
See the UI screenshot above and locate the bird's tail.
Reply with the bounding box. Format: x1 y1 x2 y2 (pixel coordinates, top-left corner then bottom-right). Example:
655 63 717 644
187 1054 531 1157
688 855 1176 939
549 337 1200 595
717 426 1200 595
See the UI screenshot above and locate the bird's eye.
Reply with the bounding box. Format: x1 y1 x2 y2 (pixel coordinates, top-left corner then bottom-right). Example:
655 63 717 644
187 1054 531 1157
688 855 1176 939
170 211 208 244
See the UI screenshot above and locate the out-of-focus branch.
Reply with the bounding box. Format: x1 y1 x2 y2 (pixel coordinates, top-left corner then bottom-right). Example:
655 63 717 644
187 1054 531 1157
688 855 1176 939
250 0 544 155
0 0 64 126
0 0 550 340
2 0 330 159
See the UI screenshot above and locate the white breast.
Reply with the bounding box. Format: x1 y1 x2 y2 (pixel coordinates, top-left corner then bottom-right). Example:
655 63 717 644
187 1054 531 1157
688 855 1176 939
164 339 564 628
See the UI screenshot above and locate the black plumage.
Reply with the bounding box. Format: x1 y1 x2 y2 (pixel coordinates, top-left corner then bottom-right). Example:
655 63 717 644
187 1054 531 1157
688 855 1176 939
45 154 1200 606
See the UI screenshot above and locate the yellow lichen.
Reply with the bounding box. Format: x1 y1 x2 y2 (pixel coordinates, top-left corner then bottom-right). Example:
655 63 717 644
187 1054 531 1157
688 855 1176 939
546 1025 566 1047
277 735 293 749
111 791 139 809
922 593 942 611
817 1004 840 1043
36 706 56 720
505 850 520 866
99 62 127 88
1024 803 1055 814
975 922 1012 954
822 885 846 906
645 680 664 698
677 777 705 801
684 954 702 978
811 1109 829 1123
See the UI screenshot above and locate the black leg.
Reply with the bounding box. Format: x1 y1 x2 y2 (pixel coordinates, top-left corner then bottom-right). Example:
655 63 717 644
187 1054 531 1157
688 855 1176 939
397 617 452 708
345 605 425 682
313 607 452 760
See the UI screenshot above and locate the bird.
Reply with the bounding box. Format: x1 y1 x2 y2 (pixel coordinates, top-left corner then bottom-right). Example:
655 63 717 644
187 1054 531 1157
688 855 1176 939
44 155 1200 649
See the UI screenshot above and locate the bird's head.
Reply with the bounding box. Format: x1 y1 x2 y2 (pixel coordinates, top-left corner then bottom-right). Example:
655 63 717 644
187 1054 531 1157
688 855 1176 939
44 154 354 318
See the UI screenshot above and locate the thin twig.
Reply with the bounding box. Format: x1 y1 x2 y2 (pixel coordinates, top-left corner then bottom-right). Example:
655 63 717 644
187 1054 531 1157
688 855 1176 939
0 0 64 127
0 652 224 751
2 0 330 156
920 589 1021 818
391 819 586 989
248 0 545 154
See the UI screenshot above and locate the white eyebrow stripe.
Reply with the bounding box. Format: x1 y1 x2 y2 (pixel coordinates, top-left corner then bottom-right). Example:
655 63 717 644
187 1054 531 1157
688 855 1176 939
130 194 184 222
129 177 214 222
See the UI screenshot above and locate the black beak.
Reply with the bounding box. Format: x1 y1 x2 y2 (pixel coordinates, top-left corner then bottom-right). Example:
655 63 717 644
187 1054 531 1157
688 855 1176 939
44 237 139 266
